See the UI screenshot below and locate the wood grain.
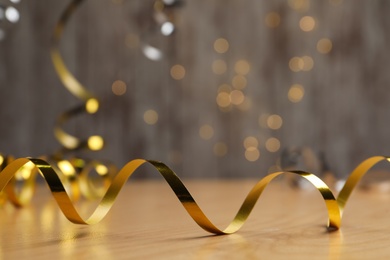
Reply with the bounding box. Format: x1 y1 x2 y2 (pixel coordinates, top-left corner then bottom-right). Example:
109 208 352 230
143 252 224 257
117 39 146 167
1 180 390 259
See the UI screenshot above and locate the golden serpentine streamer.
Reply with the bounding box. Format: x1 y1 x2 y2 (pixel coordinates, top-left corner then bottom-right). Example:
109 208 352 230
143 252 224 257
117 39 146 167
51 0 182 151
50 0 178 152
51 0 103 152
3 0 386 234
0 0 178 207
1 156 389 234
0 154 115 206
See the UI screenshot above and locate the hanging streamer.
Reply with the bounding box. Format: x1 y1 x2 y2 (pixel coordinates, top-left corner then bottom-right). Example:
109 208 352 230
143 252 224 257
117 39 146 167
50 0 181 151
51 0 103 153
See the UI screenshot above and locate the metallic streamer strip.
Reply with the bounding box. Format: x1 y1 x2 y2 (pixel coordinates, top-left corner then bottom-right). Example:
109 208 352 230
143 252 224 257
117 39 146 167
4 1 388 234
51 0 102 152
337 156 390 215
50 0 180 151
0 157 341 234
1 156 389 234
0 154 114 206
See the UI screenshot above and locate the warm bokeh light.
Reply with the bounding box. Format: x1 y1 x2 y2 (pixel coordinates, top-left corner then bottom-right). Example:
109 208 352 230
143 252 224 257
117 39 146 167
216 92 231 108
301 56 314 71
214 38 229 54
199 124 214 140
230 90 245 105
58 160 76 177
95 164 109 176
218 83 231 93
170 64 186 80
288 84 305 103
243 136 258 149
267 114 283 130
265 137 281 152
111 80 127 96
88 135 104 150
317 38 333 54
299 16 316 32
232 75 247 89
289 57 304 72
212 59 227 75
213 142 228 157
143 109 159 125
85 98 99 114
265 12 281 28
234 60 250 75
245 147 260 162
289 56 313 72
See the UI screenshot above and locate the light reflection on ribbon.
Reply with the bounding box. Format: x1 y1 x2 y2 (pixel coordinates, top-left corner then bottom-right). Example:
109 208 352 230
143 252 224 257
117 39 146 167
50 0 180 152
51 0 103 152
1 156 389 234
2 0 390 236
0 157 339 233
0 154 113 207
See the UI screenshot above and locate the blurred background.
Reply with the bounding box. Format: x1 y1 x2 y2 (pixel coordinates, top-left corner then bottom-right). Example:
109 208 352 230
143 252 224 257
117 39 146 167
1 0 390 178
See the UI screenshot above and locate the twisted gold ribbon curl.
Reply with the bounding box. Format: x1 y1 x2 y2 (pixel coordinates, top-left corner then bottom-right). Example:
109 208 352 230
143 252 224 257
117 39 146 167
13 0 390 234
0 157 340 233
51 0 103 152
50 0 182 152
0 154 114 207
1 156 387 234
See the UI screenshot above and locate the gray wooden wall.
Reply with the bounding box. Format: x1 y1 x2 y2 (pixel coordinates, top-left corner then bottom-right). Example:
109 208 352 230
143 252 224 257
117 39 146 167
1 0 390 179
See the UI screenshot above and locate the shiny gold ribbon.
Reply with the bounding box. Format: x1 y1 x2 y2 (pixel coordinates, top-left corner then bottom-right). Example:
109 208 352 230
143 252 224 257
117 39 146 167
51 0 103 152
50 0 178 151
4 0 386 235
1 156 388 234
0 154 114 207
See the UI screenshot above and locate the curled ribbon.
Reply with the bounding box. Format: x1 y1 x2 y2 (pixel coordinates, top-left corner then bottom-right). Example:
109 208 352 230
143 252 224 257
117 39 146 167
3 0 388 235
1 156 389 234
51 0 103 152
0 154 114 206
50 0 180 152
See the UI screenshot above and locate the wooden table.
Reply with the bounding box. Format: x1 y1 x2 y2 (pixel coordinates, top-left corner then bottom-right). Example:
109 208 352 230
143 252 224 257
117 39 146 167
1 179 390 259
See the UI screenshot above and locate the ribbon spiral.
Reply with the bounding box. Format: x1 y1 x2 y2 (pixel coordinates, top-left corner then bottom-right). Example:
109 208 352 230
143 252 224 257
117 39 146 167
0 154 115 206
1 156 389 234
3 1 389 235
51 0 103 153
50 0 180 151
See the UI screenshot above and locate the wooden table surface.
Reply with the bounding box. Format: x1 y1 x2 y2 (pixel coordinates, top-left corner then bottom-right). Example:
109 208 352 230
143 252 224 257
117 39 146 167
1 179 390 259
